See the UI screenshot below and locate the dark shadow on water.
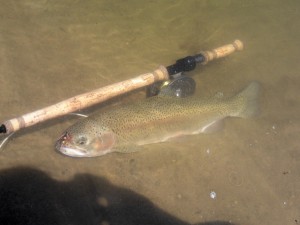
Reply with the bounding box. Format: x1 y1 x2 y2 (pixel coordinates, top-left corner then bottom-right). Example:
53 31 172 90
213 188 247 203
0 167 234 225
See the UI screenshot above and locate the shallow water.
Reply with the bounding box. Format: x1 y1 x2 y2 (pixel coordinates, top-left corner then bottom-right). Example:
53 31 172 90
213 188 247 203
0 1 299 224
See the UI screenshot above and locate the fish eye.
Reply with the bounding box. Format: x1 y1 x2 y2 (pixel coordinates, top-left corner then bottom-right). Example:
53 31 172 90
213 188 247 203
76 136 88 145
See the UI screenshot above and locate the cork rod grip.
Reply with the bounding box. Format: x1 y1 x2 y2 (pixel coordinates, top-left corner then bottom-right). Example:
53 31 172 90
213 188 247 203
2 66 169 134
200 40 243 64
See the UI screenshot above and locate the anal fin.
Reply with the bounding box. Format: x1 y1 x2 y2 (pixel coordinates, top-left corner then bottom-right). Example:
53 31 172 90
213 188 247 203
197 119 224 134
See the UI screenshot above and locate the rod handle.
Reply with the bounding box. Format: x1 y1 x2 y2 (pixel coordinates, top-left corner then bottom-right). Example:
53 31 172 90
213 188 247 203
0 66 169 135
200 39 243 64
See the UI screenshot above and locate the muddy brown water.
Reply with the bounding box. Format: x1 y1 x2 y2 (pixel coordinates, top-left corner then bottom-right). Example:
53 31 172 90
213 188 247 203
0 1 299 225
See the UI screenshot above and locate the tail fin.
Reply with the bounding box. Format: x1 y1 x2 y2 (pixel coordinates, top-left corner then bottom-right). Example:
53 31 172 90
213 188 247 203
233 81 260 118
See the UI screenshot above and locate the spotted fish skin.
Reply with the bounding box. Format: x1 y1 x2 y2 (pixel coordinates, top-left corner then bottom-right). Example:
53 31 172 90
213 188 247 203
56 82 260 157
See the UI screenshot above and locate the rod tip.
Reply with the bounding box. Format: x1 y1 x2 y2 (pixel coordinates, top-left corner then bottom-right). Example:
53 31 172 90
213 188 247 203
0 124 7 134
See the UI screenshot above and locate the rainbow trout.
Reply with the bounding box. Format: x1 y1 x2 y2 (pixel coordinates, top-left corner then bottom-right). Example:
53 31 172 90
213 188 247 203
56 82 260 157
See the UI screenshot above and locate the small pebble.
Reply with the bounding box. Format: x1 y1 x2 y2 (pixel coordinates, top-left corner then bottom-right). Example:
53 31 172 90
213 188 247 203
210 191 217 199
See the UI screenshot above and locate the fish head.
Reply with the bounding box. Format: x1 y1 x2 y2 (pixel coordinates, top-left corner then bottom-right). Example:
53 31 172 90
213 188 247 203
55 120 115 157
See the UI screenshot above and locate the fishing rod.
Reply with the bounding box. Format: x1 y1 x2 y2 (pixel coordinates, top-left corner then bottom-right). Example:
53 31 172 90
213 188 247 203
0 40 243 136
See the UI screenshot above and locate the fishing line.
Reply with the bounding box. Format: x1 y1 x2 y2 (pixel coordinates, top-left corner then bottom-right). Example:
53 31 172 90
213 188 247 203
0 132 15 150
69 113 88 118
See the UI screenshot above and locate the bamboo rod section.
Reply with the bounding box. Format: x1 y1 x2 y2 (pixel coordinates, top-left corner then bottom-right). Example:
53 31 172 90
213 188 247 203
0 40 243 135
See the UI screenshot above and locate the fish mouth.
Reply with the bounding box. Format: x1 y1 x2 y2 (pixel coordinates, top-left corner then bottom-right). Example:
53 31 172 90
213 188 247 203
55 137 88 158
58 146 87 157
56 141 87 157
